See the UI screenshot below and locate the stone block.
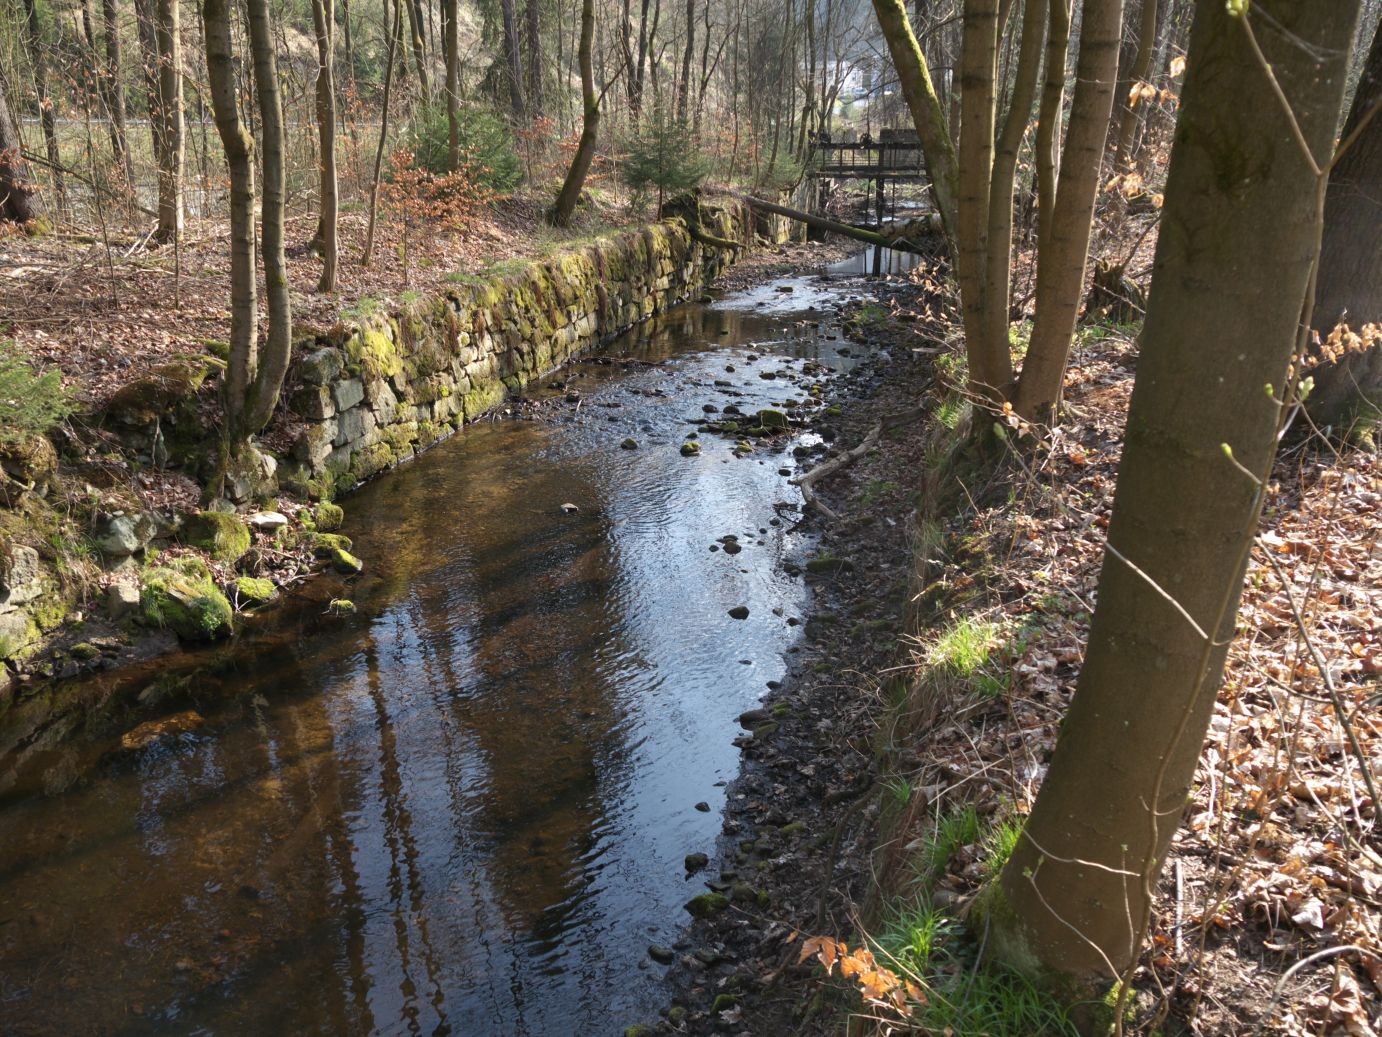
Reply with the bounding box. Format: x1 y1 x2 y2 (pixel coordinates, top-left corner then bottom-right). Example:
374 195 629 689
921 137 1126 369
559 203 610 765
299 347 344 384
332 378 365 411
291 384 335 420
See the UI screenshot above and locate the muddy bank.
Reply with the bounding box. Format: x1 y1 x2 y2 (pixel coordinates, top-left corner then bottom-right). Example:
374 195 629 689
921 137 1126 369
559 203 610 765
643 270 947 1035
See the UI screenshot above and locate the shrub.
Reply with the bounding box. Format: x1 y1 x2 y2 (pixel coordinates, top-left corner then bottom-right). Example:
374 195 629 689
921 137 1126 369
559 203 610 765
0 340 71 443
620 105 712 210
406 102 523 191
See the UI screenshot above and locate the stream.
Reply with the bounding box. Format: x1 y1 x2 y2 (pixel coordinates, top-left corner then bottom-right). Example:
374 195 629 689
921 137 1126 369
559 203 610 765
0 263 892 1036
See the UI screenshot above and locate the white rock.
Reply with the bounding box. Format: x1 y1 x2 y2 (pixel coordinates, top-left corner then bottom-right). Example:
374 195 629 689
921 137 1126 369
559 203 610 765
247 511 290 532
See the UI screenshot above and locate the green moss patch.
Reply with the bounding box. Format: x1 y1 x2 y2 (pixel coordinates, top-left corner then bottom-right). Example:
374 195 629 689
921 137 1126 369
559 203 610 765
184 511 251 564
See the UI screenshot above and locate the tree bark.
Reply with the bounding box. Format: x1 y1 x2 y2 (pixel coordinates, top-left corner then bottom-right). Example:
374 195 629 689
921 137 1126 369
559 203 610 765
311 0 338 293
404 0 430 105
101 0 136 189
1035 0 1070 248
525 0 543 116
363 0 402 265
150 0 184 245
1114 0 1160 169
988 0 1360 986
202 0 257 444
980 0 1046 396
678 0 695 123
1309 16 1382 426
551 0 597 226
871 0 959 241
443 0 460 168
0 69 45 224
501 0 526 116
21 0 65 213
1013 0 1123 422
245 0 291 434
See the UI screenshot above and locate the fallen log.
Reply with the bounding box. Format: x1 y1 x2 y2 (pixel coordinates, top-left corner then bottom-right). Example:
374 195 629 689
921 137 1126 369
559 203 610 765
735 193 942 255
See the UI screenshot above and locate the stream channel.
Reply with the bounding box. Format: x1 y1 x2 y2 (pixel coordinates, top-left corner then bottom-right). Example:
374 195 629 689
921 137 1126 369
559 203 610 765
0 252 917 1036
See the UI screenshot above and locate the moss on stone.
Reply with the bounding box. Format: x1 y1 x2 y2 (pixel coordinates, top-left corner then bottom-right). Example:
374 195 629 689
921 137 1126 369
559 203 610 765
313 501 344 532
184 511 252 564
310 532 354 557
685 892 729 917
330 547 364 574
141 566 234 641
233 576 276 605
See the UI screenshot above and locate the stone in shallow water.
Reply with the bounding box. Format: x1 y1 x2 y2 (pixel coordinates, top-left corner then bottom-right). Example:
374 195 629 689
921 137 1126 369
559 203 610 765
120 710 204 751
728 605 749 619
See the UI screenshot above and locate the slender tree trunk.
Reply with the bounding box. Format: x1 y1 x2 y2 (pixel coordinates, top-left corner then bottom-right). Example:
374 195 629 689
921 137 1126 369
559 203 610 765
311 0 338 292
150 0 183 245
341 0 356 86
202 0 257 444
101 0 136 188
987 0 1360 986
21 0 65 213
980 0 1046 396
525 0 543 116
1035 0 1070 247
245 0 291 433
1309 16 1382 426
404 0 430 105
955 0 1001 397
0 69 45 224
551 0 596 226
871 0 959 241
678 0 695 123
1114 0 1159 169
443 0 460 168
501 0 526 116
363 0 401 265
1013 0 1123 422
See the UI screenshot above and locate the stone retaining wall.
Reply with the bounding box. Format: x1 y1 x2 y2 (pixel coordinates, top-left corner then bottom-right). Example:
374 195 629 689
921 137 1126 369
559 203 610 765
278 200 757 498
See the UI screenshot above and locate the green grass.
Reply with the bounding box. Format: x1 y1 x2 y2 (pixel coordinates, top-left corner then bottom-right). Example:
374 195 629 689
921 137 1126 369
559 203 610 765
916 805 982 882
928 616 1002 678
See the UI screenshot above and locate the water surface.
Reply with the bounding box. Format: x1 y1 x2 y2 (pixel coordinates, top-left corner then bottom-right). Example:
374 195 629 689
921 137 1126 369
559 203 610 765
0 284 867 1035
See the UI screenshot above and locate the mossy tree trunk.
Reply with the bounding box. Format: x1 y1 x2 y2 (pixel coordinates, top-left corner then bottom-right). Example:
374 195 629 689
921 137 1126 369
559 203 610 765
202 0 257 443
871 0 959 239
1012 0 1123 422
1309 16 1382 427
404 0 430 105
310 0 339 293
988 0 1359 987
550 0 597 227
245 0 292 433
0 69 44 224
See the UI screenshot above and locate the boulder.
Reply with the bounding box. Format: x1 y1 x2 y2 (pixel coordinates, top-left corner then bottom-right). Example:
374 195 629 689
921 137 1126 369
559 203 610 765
141 565 234 641
0 544 42 606
105 579 142 620
184 511 251 564
95 511 156 557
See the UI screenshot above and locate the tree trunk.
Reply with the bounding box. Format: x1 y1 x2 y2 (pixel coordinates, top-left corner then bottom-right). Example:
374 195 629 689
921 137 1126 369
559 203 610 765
245 0 291 434
980 0 1046 396
202 0 257 444
1114 0 1159 169
311 0 338 293
1012 0 1123 422
1035 0 1070 247
987 0 1359 987
443 0 460 168
0 69 45 224
404 0 430 105
678 0 695 124
21 0 65 213
501 0 526 116
955 0 1001 397
101 0 136 189
871 0 959 240
525 0 543 116
363 0 402 265
1309 16 1382 427
151 0 183 245
550 0 597 226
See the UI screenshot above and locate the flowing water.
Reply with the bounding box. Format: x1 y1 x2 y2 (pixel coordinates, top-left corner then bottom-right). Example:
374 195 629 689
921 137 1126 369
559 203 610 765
0 275 873 1036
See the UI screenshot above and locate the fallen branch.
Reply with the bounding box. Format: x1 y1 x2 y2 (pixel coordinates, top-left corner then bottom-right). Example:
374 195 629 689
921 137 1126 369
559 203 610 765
734 193 940 255
790 422 882 519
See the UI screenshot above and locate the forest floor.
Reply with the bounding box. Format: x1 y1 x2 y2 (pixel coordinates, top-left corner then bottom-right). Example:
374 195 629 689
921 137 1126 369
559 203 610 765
659 223 1381 1037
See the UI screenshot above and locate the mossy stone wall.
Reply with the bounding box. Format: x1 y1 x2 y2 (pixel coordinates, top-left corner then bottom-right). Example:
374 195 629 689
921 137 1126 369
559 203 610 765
280 202 758 497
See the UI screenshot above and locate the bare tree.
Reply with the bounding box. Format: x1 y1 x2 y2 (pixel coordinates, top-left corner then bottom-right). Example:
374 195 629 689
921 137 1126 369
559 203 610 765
0 68 45 224
310 0 339 292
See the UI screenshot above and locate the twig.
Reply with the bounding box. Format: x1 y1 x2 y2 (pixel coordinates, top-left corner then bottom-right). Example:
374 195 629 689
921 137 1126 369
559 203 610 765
789 421 882 519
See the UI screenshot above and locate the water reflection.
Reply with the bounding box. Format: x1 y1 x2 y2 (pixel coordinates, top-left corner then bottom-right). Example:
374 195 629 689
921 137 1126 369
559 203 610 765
0 285 867 1035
